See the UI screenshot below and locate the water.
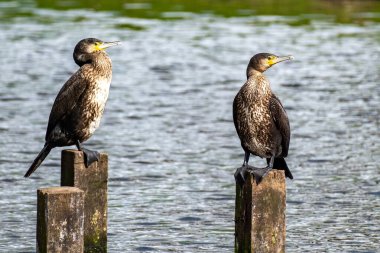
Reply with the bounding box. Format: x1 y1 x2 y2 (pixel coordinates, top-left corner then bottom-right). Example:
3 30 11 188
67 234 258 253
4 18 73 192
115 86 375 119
0 1 379 252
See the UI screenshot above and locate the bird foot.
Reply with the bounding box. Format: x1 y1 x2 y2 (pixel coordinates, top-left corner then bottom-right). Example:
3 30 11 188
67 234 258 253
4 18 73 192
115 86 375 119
234 165 256 186
81 148 100 167
248 166 272 185
234 165 272 186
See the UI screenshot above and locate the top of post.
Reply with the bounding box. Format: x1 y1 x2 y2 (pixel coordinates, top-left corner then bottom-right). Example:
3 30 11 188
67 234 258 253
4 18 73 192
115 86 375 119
38 186 84 195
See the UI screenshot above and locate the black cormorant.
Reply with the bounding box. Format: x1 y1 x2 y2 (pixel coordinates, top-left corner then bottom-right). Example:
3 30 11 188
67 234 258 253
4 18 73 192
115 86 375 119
233 53 294 185
24 38 120 178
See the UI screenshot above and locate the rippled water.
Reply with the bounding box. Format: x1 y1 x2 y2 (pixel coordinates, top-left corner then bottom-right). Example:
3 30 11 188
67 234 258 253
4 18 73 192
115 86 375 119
0 2 379 253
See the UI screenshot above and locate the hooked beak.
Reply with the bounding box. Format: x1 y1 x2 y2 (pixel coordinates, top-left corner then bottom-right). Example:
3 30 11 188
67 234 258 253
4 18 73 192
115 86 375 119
98 41 121 50
274 55 294 64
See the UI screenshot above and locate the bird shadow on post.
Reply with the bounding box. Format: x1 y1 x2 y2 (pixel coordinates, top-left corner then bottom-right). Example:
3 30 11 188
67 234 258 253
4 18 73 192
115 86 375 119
61 149 108 253
235 170 286 253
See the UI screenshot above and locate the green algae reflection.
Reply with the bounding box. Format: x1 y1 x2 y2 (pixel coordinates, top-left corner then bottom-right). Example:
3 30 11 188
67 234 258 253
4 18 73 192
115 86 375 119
33 0 380 24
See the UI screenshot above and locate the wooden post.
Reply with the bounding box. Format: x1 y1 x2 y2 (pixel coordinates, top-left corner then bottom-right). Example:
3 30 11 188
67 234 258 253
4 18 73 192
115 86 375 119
235 170 286 253
61 150 108 253
37 187 84 253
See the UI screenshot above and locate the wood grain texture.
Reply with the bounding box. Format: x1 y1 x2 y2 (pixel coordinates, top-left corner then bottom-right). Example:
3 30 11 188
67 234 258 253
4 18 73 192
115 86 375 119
37 187 84 253
235 170 286 253
61 150 108 253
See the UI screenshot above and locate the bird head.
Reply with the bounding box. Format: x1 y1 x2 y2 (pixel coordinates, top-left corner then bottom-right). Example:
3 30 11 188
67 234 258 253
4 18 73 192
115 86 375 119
247 53 293 76
73 38 120 66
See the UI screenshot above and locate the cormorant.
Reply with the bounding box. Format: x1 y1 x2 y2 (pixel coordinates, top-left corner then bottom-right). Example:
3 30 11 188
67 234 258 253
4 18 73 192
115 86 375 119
233 53 294 185
24 38 120 178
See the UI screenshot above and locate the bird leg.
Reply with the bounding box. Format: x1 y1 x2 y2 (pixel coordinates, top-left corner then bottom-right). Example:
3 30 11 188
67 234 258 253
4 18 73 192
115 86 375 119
234 151 255 186
76 140 100 168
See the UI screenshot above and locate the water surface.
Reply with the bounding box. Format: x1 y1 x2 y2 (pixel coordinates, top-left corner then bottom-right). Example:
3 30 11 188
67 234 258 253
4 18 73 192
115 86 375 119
0 1 379 252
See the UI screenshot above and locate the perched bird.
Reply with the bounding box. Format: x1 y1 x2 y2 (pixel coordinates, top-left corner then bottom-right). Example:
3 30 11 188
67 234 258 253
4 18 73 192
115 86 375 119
233 53 294 185
24 38 120 178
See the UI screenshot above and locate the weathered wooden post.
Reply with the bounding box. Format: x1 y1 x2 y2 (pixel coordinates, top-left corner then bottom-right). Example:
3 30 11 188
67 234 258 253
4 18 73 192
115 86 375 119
61 150 108 253
235 170 286 253
37 187 84 253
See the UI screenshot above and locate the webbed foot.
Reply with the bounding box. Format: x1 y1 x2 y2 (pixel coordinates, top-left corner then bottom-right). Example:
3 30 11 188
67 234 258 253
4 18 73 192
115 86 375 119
247 166 272 185
234 165 257 186
234 166 247 186
81 147 100 167
234 165 272 185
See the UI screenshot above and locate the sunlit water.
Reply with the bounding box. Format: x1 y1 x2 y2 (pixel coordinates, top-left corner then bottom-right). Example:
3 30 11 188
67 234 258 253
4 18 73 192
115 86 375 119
0 4 379 253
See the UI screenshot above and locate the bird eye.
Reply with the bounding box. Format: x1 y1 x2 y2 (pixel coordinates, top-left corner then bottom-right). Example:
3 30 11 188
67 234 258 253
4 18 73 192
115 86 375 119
268 56 274 60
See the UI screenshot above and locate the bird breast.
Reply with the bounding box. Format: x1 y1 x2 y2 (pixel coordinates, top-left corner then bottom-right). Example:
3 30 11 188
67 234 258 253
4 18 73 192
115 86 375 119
245 98 273 153
82 77 111 139
92 78 111 107
235 77 274 157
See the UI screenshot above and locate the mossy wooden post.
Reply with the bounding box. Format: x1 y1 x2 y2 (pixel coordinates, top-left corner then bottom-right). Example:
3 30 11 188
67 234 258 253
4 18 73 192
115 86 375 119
37 187 84 253
235 170 286 253
61 150 108 253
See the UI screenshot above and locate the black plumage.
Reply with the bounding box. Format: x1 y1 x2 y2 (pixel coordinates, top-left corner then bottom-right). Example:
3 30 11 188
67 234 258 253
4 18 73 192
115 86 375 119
233 53 294 184
24 38 120 177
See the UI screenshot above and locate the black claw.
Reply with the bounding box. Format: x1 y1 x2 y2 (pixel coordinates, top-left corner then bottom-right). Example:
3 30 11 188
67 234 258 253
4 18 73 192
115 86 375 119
247 166 272 185
235 164 274 186
234 166 247 186
253 173 263 185
81 148 100 167
235 165 263 186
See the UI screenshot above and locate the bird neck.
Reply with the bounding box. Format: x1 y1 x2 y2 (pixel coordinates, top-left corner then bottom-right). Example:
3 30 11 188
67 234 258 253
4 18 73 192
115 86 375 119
91 51 112 75
247 72 272 97
246 67 264 79
75 51 112 76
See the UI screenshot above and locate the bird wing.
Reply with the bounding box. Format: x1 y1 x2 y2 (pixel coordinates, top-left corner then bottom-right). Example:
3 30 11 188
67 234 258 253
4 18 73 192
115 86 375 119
233 86 248 142
233 94 239 134
269 94 290 157
45 69 88 140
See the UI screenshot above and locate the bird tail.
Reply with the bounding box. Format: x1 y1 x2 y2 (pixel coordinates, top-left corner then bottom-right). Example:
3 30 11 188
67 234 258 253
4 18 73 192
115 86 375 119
267 157 293 179
24 144 52 178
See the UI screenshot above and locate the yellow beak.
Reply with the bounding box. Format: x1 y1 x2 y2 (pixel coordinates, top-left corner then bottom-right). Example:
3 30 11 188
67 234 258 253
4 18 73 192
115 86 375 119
272 55 294 65
96 41 121 51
